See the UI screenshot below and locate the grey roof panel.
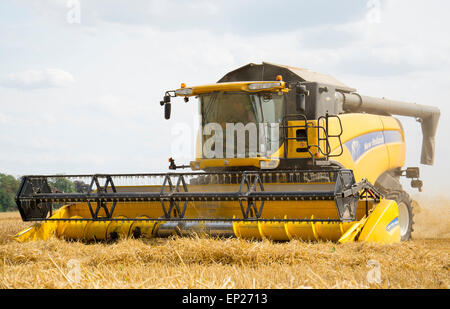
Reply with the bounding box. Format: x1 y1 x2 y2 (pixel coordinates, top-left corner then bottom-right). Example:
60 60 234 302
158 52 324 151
218 62 355 92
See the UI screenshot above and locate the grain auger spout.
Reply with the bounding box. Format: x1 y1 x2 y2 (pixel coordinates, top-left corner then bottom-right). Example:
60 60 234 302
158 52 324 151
335 92 440 165
14 62 440 243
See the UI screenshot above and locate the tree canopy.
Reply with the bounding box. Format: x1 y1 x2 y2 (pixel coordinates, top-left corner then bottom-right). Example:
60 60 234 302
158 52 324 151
0 173 20 212
0 173 88 212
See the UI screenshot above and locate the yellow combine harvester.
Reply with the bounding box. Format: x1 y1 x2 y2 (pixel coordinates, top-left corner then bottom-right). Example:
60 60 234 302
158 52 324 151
14 62 440 244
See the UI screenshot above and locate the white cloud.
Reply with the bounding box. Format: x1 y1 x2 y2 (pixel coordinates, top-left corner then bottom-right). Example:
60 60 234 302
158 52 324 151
0 112 11 124
1 68 75 90
0 0 449 192
19 0 366 34
94 94 151 118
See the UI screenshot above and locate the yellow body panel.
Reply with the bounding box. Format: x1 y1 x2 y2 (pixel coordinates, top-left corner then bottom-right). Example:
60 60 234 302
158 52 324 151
57 216 88 240
176 81 288 97
287 113 405 184
330 114 405 183
194 113 405 186
193 157 272 170
358 199 401 243
285 120 319 159
338 218 368 243
14 206 72 241
128 217 159 238
106 216 133 239
338 199 400 244
14 191 400 244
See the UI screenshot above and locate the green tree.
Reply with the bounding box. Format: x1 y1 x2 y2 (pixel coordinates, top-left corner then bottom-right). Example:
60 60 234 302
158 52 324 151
48 177 76 193
0 173 88 212
0 173 20 212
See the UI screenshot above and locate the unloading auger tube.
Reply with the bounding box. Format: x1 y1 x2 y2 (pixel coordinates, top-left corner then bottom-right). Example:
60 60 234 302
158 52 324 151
13 169 401 243
335 92 440 165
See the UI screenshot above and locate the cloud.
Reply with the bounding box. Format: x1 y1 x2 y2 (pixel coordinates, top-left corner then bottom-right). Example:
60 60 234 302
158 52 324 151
1 0 449 190
0 112 11 124
21 0 366 35
93 94 150 118
0 68 75 90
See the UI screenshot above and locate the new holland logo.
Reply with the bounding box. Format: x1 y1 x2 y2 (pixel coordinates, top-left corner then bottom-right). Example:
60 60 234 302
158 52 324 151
345 130 403 162
386 217 399 232
351 140 361 161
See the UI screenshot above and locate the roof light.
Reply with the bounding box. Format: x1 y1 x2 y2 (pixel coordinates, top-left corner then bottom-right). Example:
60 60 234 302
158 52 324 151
175 88 193 96
276 75 283 81
180 83 186 88
260 159 280 169
248 82 282 90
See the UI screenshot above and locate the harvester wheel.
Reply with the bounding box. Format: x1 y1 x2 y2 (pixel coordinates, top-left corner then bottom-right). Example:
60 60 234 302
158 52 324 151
386 191 414 241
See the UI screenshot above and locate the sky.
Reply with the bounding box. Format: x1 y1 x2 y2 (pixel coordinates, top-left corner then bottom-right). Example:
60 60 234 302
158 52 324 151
0 0 449 195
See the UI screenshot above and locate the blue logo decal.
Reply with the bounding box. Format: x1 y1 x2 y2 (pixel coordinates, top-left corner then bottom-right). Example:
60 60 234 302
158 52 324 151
383 130 403 144
386 217 399 232
345 130 403 162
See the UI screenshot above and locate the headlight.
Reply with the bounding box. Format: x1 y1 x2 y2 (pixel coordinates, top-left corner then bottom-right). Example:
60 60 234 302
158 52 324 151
190 161 201 170
175 88 193 96
248 82 282 90
260 159 279 169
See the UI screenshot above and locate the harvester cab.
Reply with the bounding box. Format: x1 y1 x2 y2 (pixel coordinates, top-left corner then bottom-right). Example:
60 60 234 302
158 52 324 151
14 62 440 244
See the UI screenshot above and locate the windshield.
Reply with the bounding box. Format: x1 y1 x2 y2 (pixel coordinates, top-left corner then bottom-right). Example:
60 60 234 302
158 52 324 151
199 91 284 159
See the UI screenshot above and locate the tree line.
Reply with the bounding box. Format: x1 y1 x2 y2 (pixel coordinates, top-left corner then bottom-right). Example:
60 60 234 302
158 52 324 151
0 173 88 212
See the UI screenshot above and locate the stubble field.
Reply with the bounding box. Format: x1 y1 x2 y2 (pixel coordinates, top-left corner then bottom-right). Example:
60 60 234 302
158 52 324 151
0 194 448 289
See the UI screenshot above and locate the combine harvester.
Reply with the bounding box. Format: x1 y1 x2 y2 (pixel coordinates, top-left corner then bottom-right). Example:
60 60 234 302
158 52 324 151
14 63 440 243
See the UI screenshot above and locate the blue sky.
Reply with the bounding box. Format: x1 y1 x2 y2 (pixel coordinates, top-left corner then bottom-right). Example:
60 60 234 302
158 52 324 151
0 0 449 195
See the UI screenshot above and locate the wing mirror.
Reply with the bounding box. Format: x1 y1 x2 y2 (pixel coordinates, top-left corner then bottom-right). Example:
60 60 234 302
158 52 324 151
160 95 171 120
164 102 171 120
296 85 309 112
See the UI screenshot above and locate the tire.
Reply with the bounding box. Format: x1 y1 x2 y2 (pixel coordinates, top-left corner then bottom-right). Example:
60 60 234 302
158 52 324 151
385 191 414 241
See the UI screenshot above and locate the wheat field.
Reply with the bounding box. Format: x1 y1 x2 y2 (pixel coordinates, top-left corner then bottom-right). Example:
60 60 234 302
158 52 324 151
0 195 448 289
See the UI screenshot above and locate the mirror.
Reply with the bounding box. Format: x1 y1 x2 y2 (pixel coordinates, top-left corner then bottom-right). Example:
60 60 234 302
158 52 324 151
160 95 171 106
296 85 308 112
296 92 306 112
164 103 171 119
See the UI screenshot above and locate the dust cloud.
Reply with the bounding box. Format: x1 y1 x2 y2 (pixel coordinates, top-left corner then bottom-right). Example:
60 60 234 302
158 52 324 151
411 194 450 239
